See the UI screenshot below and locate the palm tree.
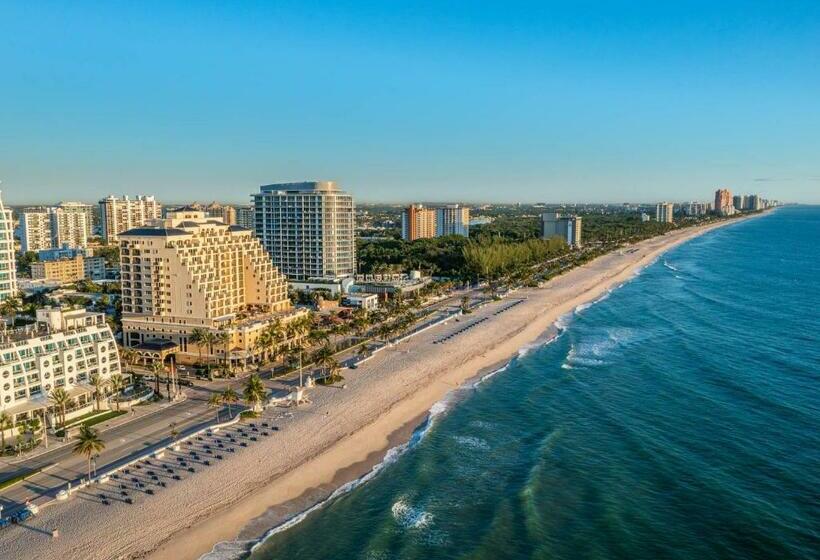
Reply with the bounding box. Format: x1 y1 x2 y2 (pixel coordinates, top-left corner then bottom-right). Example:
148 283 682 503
207 393 222 421
49 387 70 430
109 374 125 411
242 374 267 413
89 373 108 411
312 344 335 380
72 425 105 481
119 347 138 385
151 361 164 398
0 411 12 455
221 388 239 418
215 330 231 376
326 358 342 384
0 296 21 322
189 328 208 368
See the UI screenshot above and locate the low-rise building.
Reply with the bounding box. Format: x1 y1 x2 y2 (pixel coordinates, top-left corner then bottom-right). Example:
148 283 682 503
0 307 122 430
31 256 86 283
343 293 379 310
351 272 431 298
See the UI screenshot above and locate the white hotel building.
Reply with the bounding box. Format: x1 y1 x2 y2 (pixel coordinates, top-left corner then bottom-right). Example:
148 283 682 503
0 192 18 302
0 307 122 428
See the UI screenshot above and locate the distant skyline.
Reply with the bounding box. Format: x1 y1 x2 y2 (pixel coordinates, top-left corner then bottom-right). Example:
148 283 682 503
1 1 819 205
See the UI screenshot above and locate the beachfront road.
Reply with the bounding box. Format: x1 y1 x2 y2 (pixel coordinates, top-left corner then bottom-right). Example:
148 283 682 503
0 384 230 515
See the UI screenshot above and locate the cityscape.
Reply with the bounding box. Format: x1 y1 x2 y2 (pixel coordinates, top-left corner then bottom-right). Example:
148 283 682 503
0 3 816 560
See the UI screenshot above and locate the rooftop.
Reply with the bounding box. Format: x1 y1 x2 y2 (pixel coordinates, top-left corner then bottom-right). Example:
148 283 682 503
259 181 339 193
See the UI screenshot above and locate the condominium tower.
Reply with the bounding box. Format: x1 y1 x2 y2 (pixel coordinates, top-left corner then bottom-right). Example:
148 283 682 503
253 181 355 281
119 210 298 367
20 207 89 252
99 195 162 243
401 204 438 241
0 193 16 301
436 204 470 237
714 189 734 216
541 212 582 247
656 202 675 223
56 201 95 237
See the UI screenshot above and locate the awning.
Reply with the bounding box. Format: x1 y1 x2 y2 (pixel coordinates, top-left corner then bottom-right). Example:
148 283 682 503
3 397 49 416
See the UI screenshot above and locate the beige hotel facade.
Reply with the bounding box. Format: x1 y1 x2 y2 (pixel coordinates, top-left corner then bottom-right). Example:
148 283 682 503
119 209 303 368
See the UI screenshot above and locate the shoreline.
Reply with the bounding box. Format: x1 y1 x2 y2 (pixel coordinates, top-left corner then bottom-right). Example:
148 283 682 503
0 212 769 560
168 213 768 560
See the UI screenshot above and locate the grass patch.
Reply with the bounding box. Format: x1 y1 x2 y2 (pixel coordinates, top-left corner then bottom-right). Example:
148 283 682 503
56 410 126 437
0 466 45 491
316 375 345 386
239 411 259 419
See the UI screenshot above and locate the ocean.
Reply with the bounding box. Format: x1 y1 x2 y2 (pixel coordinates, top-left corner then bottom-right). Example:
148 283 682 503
240 206 820 559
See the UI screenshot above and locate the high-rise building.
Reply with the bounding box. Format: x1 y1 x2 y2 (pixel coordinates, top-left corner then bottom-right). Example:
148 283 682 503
236 206 255 230
401 204 438 241
119 210 299 368
253 181 356 281
19 211 52 252
0 307 122 427
683 201 710 216
19 208 88 252
747 194 763 211
99 195 162 243
57 201 95 237
436 204 470 237
0 193 17 301
655 202 675 223
541 212 582 247
733 195 746 212
714 189 734 216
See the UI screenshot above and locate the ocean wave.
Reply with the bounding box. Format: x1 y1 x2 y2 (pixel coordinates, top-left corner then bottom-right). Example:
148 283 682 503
202 396 454 560
562 327 637 368
391 497 434 530
663 260 679 272
451 435 491 451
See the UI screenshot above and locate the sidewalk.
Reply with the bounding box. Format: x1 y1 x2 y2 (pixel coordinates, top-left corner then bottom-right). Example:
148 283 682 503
1 393 188 466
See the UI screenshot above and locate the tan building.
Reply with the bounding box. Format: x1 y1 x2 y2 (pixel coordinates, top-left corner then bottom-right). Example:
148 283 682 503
204 202 237 225
31 255 86 283
119 210 301 369
714 189 734 216
99 195 162 243
401 204 438 241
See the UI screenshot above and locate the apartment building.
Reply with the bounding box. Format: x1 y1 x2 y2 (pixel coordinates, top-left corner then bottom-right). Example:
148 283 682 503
31 256 86 283
655 202 675 223
236 206 255 230
119 210 300 368
714 189 734 216
0 193 17 302
436 204 470 237
204 202 237 225
401 204 438 241
99 195 162 243
19 207 90 253
253 181 356 281
0 307 121 428
57 201 95 237
541 212 583 247
683 201 711 216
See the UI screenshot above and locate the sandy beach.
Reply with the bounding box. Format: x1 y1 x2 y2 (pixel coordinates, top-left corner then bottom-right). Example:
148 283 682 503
0 214 766 560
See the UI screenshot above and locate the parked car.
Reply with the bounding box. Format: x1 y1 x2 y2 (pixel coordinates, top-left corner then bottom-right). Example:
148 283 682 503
0 517 11 529
12 509 32 523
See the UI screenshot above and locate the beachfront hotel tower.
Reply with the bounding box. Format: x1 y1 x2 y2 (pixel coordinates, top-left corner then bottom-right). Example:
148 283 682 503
99 194 162 243
714 188 735 216
118 209 300 369
0 192 17 302
401 204 438 241
252 181 356 281
541 212 582 248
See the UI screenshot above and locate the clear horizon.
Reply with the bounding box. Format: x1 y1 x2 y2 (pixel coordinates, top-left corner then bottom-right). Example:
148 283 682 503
1 1 818 205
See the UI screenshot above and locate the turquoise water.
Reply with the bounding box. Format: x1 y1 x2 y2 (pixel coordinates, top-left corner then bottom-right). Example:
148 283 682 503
248 207 819 560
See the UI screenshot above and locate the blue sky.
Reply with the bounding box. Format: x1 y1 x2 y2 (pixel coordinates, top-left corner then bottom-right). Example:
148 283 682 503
1 1 818 205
